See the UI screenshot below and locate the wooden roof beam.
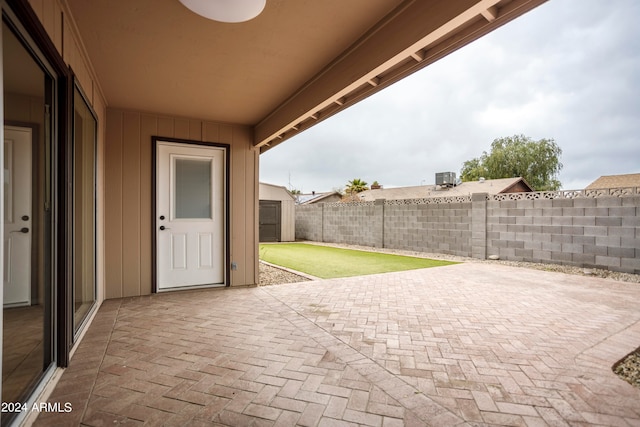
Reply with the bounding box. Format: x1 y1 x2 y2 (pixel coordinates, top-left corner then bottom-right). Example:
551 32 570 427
256 0 548 152
481 5 499 22
411 50 425 62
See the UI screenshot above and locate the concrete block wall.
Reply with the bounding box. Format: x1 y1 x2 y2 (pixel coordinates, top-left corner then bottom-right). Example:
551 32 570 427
487 195 640 273
471 193 487 259
295 205 323 242
383 201 472 256
295 193 640 274
322 201 383 247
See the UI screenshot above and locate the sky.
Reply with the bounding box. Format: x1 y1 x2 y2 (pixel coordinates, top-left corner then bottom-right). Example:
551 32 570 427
260 0 640 193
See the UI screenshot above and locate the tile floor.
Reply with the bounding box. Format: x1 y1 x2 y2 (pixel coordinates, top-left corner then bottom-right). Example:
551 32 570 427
3 305 44 404
35 263 640 426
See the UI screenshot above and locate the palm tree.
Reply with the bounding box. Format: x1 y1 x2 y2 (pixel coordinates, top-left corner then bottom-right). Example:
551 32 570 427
345 178 368 195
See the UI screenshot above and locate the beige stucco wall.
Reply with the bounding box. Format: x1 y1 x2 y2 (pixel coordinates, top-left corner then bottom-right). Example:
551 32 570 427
105 110 259 298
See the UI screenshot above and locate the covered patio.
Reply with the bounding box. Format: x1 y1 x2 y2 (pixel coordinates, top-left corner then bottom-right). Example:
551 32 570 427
2 1 559 422
35 263 640 425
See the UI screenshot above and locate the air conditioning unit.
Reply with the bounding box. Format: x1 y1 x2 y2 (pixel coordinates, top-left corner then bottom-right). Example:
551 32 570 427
435 172 456 187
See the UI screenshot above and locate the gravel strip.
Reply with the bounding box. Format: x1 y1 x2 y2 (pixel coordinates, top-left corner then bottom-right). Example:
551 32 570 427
258 262 310 286
615 349 640 389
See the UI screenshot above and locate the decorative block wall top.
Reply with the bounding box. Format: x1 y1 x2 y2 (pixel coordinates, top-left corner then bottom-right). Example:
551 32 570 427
317 187 639 207
489 187 640 201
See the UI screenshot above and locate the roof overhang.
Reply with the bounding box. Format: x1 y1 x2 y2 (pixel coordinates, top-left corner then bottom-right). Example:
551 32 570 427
65 0 547 153
256 0 548 153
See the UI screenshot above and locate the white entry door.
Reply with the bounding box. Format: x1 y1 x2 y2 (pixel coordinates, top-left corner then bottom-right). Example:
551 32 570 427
3 126 32 306
156 142 225 290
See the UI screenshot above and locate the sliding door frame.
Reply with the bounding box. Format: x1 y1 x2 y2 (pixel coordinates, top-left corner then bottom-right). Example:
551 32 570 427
3 0 72 371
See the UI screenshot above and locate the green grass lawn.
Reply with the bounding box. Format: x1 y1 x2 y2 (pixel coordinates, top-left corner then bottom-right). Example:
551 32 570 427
259 243 458 279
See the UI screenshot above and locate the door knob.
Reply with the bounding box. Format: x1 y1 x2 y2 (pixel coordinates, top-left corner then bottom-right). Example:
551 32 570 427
159 226 170 231
11 227 29 234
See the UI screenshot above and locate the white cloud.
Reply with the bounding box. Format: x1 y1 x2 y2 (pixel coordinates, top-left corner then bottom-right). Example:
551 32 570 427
261 0 640 192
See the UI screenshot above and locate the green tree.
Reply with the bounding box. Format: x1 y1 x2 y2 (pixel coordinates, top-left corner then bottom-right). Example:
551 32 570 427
289 188 301 203
460 135 563 191
345 178 368 194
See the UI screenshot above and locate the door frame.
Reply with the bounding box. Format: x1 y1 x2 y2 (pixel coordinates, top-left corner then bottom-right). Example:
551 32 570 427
151 137 230 292
4 122 39 306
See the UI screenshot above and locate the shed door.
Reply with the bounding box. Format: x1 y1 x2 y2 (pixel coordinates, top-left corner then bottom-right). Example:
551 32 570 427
156 142 226 290
259 200 281 242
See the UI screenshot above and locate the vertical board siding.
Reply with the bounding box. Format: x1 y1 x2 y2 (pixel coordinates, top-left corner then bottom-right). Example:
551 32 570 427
62 20 92 102
157 116 174 138
230 126 245 286
121 112 142 297
203 122 220 143
94 95 107 302
251 147 260 285
28 0 62 51
5 93 42 123
139 115 157 295
174 119 190 140
245 132 258 286
220 125 233 145
104 111 123 299
104 109 257 298
28 0 258 298
29 0 109 302
189 120 202 141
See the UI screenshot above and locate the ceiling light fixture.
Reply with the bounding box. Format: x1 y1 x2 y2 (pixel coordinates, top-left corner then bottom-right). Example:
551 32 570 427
179 0 266 23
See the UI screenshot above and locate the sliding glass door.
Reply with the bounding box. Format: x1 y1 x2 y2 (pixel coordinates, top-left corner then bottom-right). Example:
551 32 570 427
2 2 98 423
2 17 56 424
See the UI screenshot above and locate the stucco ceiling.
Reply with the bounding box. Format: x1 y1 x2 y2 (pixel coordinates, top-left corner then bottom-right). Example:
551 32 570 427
66 0 546 150
67 0 402 122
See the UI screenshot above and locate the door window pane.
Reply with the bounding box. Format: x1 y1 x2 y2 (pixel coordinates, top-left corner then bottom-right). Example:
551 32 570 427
73 86 96 333
174 158 212 219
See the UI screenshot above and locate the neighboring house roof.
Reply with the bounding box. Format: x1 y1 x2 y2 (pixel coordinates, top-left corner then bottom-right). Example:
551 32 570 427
585 173 640 189
298 192 342 205
259 182 296 201
357 177 533 201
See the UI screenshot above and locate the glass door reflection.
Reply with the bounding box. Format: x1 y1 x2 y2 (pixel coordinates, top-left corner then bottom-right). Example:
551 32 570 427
2 19 54 415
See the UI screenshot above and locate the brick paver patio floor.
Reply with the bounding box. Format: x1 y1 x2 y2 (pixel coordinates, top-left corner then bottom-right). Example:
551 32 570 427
36 263 640 426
